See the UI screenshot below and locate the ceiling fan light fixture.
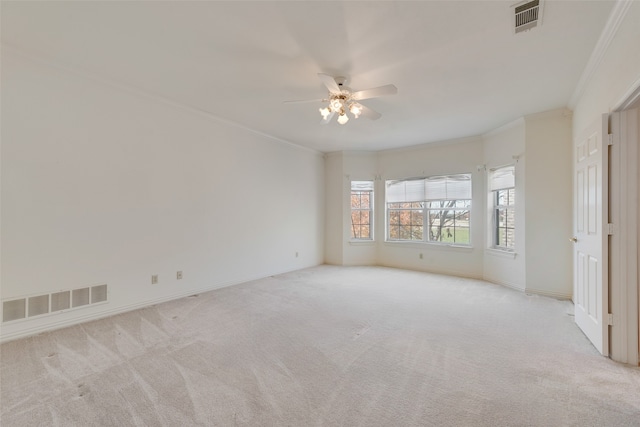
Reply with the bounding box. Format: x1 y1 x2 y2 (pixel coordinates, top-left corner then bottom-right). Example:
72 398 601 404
319 107 332 119
286 73 396 125
349 103 363 118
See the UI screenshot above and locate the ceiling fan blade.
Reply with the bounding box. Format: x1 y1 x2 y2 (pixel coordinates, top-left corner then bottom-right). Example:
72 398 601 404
359 104 382 120
283 98 324 104
351 84 398 101
318 73 342 94
320 110 336 124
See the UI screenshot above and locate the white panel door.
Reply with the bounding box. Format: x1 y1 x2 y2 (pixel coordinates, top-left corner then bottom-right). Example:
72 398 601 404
573 114 609 356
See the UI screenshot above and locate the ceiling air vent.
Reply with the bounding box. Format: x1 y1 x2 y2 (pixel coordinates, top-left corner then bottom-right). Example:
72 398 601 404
513 0 543 34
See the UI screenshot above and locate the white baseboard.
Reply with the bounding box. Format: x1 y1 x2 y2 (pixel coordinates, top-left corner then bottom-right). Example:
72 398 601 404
524 287 572 300
0 265 315 344
483 276 525 292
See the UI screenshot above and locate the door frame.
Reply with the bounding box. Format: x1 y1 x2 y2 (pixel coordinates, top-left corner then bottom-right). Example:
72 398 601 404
610 86 640 365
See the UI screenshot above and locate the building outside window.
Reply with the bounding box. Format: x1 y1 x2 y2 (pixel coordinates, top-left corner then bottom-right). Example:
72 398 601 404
386 174 472 245
490 166 515 250
350 181 374 240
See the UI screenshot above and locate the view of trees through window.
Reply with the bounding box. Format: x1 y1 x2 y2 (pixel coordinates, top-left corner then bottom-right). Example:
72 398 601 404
386 174 471 245
427 200 470 244
351 181 373 240
388 202 424 240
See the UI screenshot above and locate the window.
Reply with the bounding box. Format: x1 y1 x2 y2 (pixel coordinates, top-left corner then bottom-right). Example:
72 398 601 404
490 166 515 250
386 174 472 245
351 181 374 240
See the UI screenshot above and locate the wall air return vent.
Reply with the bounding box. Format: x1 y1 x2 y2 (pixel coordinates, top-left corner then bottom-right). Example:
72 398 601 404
51 291 71 312
3 299 26 322
2 284 108 323
28 295 50 317
72 287 90 308
513 0 543 34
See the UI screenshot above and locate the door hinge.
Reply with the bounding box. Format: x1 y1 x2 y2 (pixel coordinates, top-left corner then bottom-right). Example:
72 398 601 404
607 313 614 326
607 134 613 146
607 223 615 235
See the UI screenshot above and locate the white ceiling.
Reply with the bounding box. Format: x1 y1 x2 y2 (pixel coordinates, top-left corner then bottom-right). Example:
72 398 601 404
2 1 615 153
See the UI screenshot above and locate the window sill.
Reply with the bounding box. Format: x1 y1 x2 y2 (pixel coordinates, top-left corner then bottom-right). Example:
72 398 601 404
485 248 517 259
383 241 473 252
349 240 376 246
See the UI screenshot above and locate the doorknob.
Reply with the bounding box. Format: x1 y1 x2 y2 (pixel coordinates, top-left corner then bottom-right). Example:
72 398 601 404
569 237 578 243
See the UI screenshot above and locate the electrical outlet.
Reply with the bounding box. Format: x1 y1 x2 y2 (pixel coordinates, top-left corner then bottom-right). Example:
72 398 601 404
177 271 183 280
295 252 299 258
151 274 158 284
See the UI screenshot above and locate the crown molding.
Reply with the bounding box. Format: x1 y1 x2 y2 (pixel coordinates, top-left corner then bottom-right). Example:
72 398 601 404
568 0 634 109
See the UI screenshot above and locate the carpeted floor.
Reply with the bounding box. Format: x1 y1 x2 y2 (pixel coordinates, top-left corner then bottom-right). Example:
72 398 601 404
1 265 639 426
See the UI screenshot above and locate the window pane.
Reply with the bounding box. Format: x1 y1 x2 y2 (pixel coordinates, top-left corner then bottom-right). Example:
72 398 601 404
454 226 470 244
399 210 411 226
506 228 515 248
496 189 515 207
442 225 455 242
389 225 400 239
412 226 423 240
399 225 412 240
351 193 360 208
389 210 400 225
429 226 442 242
495 203 515 248
360 225 370 239
361 193 370 209
410 210 423 226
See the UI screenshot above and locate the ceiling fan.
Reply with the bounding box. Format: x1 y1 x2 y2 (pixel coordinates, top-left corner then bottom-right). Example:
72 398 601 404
285 73 398 125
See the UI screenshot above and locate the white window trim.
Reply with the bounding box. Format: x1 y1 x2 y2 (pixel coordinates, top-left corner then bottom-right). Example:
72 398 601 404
350 180 375 241
489 165 516 252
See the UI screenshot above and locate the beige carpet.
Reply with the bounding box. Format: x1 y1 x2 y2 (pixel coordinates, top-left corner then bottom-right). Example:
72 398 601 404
1 265 639 426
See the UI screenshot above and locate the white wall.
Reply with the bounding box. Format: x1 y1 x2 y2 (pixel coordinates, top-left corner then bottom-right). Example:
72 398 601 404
376 138 485 278
524 110 573 298
1 52 325 341
482 119 527 291
324 152 344 265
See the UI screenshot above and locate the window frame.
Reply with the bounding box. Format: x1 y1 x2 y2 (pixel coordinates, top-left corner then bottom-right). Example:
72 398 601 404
493 188 515 250
489 165 516 251
350 180 374 241
385 174 472 246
